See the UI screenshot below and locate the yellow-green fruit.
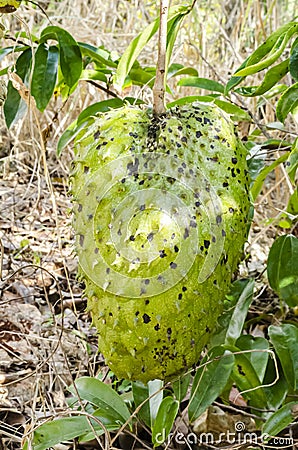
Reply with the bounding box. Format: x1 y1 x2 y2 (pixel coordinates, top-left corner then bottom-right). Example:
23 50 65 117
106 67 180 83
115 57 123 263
71 103 251 382
0 0 21 13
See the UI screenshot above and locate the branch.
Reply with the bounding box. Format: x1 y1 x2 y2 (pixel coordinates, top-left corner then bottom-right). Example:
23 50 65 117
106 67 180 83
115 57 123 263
153 0 169 116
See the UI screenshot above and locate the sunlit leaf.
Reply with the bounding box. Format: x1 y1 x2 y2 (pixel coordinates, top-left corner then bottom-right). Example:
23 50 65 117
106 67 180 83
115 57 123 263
235 59 289 97
235 23 298 77
214 99 251 121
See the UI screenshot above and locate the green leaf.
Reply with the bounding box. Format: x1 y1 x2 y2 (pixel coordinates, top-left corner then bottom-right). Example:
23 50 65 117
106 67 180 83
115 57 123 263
235 59 289 97
251 153 288 201
148 379 163 427
189 346 234 422
290 37 298 81
227 22 297 93
167 64 198 78
178 76 225 93
263 358 288 410
31 44 59 111
236 335 269 382
225 57 248 93
276 82 298 122
41 26 82 89
287 139 298 183
214 99 251 121
152 397 179 447
129 67 156 87
172 373 190 403
0 45 29 62
4 48 32 128
165 11 190 77
269 323 298 391
79 42 117 68
132 381 151 427
235 23 298 77
28 416 117 450
69 377 131 424
263 402 297 440
227 348 268 408
167 95 219 108
113 5 189 92
80 69 107 83
267 235 298 307
225 279 255 345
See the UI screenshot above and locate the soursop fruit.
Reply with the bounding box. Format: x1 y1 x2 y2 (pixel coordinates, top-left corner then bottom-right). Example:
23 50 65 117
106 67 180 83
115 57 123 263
71 102 251 382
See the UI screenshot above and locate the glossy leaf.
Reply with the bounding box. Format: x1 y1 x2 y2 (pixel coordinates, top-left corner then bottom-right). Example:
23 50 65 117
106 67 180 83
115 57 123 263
290 37 298 81
79 42 117 68
178 76 225 93
165 10 193 77
41 26 82 89
189 347 234 422
235 59 289 97
251 153 288 201
167 64 198 78
263 402 297 439
227 22 297 93
225 279 255 345
276 82 298 122
167 95 218 108
80 69 107 83
152 397 179 447
235 23 298 77
214 99 251 121
267 235 298 307
69 377 131 424
236 335 269 382
114 5 189 92
269 323 298 391
4 48 32 128
31 44 59 111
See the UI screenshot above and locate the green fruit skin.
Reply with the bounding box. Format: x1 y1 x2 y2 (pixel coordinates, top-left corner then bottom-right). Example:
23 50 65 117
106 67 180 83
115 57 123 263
71 102 251 383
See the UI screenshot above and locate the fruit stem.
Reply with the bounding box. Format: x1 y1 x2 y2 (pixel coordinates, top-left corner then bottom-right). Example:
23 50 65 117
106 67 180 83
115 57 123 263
153 0 169 116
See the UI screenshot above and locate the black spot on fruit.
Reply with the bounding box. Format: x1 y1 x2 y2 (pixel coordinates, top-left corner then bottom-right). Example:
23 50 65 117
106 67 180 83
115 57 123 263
143 314 151 324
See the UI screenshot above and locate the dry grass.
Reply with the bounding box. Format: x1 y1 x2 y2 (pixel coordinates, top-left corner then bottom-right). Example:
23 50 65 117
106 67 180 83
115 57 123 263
0 1 297 449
